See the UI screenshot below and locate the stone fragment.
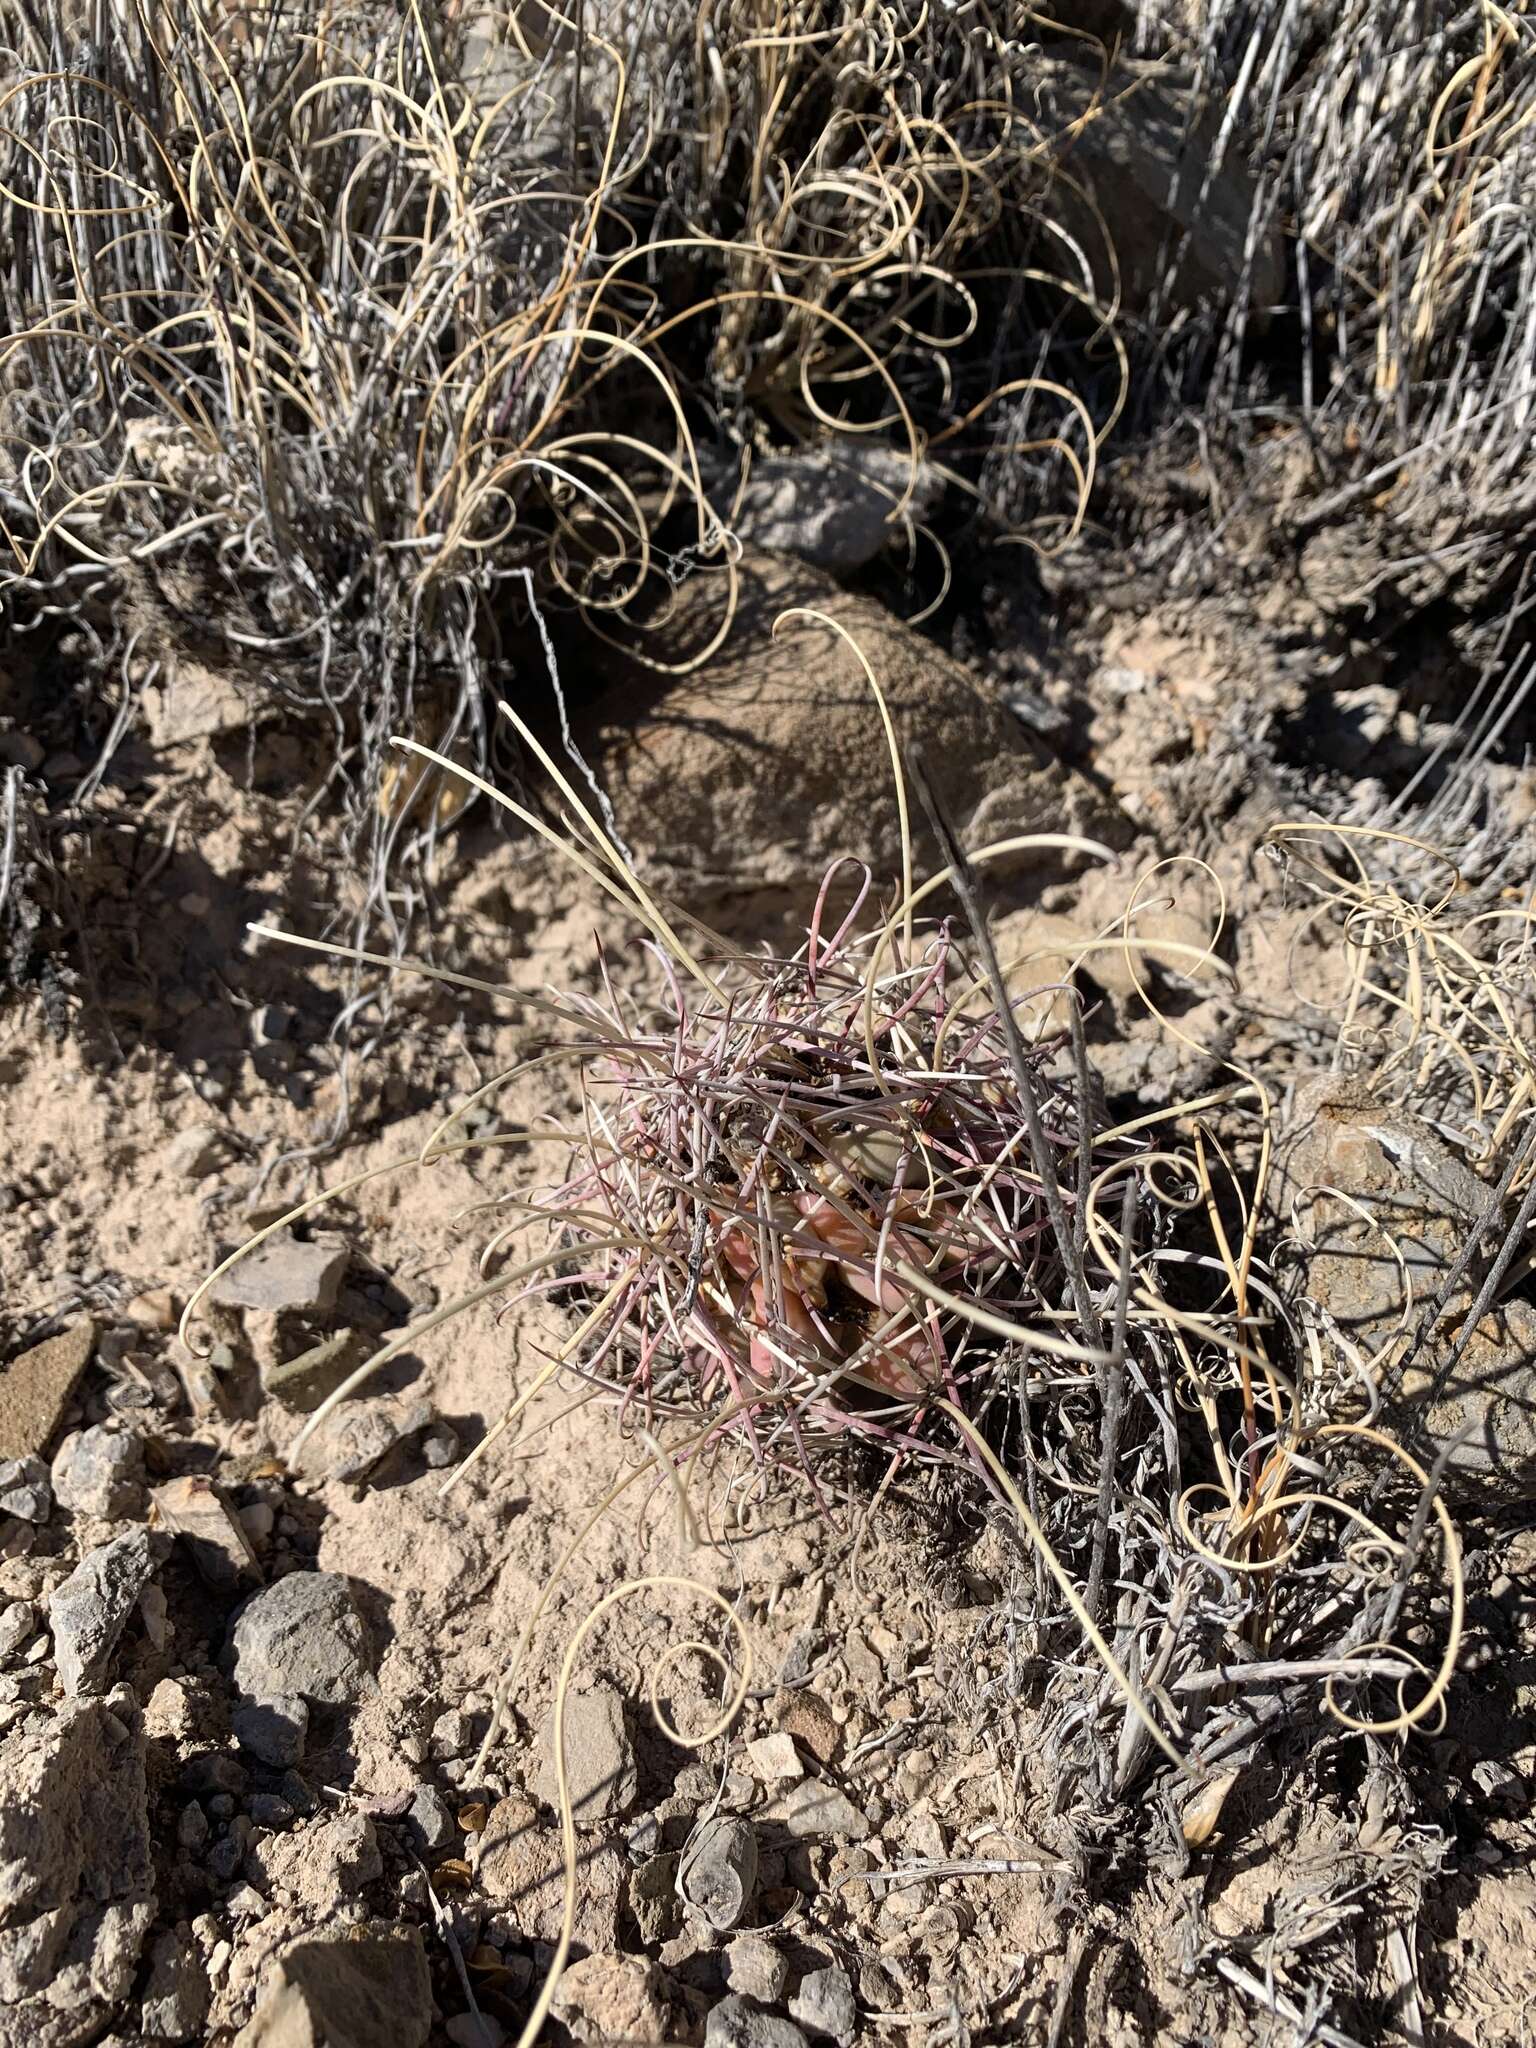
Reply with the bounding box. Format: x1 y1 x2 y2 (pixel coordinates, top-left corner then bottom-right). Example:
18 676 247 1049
724 1935 789 2003
791 1963 857 2040
209 1235 347 1316
51 1426 146 1521
678 1816 758 1933
153 1475 261 1589
0 1699 153 2039
725 443 940 575
705 1994 810 2048
162 1128 225 1181
402 1783 455 1856
246 1812 382 1914
233 1925 430 2048
0 1603 35 1663
745 1732 803 1781
766 1779 869 1842
295 1397 432 1484
230 1573 374 1705
550 1953 671 2044
534 1686 637 1822
140 1925 210 2040
49 1529 164 1696
0 1459 50 1524
630 1853 680 1945
0 1322 95 1463
233 1695 309 1769
475 1796 624 1950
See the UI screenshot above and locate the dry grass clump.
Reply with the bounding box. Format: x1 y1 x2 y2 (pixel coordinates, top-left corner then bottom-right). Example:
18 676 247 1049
0 1 1119 853
1145 0 1536 600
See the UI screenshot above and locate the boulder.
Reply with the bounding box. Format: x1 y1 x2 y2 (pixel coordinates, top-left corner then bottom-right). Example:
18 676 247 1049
589 552 1125 900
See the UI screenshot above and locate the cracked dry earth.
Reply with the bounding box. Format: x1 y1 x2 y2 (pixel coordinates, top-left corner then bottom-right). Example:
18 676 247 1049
3 564 1536 2048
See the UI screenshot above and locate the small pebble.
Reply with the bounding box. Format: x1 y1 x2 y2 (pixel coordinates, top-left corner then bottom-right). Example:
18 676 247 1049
177 1803 209 1852
791 1963 857 2040
0 1602 36 1661
724 1932 789 2003
446 2016 507 2048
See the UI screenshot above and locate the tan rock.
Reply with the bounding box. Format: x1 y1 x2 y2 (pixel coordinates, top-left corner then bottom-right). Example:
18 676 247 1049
549 1953 670 2045
474 1797 625 1952
589 551 1126 900
0 1322 95 1462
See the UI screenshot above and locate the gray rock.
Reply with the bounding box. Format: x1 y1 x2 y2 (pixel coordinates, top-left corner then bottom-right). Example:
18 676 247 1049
140 1925 210 2040
209 1233 348 1315
0 1458 50 1523
403 1782 456 1856
631 1852 681 1945
49 1529 164 1695
445 2017 506 2048
230 1573 374 1705
297 1396 433 1484
766 1778 869 1841
233 1695 309 1769
247 1794 293 1830
705 1994 809 2048
420 1422 459 1470
50 1425 145 1520
176 1804 209 1853
430 1707 475 1760
0 1602 35 1663
0 1699 153 2035
205 1822 250 1883
724 1934 788 2003
791 1964 857 2040
534 1685 636 1822
47 1897 156 2007
727 443 941 575
233 1923 430 2048
161 1127 225 1181
678 1815 758 1932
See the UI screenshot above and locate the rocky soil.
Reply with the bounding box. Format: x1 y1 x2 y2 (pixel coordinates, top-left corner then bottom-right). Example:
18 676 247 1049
1 547 1534 2048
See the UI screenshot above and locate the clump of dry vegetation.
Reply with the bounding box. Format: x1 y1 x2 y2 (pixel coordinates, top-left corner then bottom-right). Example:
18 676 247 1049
0 0 1118 920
